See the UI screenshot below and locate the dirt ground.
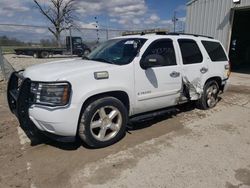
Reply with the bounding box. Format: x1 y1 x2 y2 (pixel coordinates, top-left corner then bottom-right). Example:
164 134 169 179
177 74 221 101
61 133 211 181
3 54 77 71
0 55 250 188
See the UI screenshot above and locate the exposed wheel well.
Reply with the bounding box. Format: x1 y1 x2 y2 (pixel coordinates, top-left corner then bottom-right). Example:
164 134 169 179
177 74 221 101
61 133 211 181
205 77 222 90
81 91 130 113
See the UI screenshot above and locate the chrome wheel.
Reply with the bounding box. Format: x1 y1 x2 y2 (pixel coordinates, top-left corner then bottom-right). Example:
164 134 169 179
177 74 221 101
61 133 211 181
206 84 218 108
90 106 122 142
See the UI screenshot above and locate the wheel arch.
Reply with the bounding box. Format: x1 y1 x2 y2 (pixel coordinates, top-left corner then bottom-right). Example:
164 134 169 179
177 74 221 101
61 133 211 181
80 90 130 115
204 76 222 90
75 90 130 137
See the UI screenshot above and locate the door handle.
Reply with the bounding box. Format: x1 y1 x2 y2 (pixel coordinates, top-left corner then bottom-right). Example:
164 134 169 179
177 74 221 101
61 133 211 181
200 67 208 74
170 71 180 78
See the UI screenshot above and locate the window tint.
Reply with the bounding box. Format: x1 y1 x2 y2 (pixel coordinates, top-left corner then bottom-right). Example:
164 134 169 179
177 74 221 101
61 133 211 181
143 39 177 66
202 41 228 62
178 39 203 65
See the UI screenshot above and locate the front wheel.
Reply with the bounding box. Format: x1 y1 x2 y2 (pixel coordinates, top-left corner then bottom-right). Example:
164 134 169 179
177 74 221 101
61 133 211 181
196 80 219 110
83 49 91 56
78 97 128 148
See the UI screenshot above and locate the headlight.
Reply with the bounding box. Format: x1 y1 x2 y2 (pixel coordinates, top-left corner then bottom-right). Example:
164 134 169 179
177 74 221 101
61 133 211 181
30 82 71 106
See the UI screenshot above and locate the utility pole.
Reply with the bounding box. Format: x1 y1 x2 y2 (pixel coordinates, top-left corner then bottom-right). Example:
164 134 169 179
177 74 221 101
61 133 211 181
94 17 100 44
172 11 178 32
69 25 73 57
106 17 109 40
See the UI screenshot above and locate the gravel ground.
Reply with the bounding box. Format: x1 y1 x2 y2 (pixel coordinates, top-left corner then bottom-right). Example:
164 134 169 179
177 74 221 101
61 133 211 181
3 54 79 71
0 55 249 188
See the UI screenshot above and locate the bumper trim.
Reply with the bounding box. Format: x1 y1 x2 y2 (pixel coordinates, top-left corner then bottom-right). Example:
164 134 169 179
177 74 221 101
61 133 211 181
40 131 76 143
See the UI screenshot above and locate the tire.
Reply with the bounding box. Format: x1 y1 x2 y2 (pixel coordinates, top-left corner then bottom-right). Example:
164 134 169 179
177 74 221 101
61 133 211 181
78 97 128 148
196 80 219 110
40 51 49 58
33 52 38 58
83 49 90 56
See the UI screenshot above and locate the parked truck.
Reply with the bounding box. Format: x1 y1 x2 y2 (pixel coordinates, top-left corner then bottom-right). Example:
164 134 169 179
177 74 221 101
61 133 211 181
14 36 91 58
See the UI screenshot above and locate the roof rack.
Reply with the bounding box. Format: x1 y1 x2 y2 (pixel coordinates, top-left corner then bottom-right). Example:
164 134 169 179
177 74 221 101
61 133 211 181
167 32 214 39
122 29 168 36
122 30 214 39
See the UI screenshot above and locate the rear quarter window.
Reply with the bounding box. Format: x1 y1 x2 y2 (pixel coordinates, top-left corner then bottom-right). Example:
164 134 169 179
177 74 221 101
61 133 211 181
202 41 228 62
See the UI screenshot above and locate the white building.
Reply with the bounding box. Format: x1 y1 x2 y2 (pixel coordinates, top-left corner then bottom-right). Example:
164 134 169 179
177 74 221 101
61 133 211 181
186 0 250 71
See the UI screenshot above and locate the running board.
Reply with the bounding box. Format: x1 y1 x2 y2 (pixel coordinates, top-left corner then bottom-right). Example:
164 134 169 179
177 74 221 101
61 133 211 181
129 107 177 123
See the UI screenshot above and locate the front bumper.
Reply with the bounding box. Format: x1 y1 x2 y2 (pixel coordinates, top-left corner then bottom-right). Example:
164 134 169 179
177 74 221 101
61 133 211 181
7 72 79 141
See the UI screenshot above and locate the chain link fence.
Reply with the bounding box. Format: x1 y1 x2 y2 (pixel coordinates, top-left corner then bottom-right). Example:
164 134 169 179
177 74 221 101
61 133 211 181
0 23 132 80
0 23 169 80
0 23 130 54
0 47 14 81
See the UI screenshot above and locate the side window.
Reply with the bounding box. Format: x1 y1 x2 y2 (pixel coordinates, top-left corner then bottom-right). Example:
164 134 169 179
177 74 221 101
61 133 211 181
202 41 228 62
142 39 177 66
178 39 203 65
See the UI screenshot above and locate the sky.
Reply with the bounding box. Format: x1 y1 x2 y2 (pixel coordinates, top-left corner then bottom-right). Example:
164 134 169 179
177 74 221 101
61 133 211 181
0 0 187 42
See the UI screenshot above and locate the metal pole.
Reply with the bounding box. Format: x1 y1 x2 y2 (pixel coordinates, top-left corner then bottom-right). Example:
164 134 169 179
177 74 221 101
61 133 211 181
0 47 6 81
95 17 99 44
106 29 109 40
69 26 73 57
106 18 109 40
174 12 176 32
172 11 178 32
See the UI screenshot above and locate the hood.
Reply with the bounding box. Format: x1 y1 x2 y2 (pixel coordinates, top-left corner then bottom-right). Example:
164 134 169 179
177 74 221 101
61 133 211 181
23 59 113 81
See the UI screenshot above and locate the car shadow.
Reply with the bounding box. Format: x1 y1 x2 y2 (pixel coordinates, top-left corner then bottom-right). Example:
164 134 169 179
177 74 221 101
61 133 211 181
18 123 82 151
126 102 196 132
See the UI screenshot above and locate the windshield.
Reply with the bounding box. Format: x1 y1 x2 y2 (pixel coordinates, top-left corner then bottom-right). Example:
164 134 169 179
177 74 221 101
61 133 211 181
87 38 147 65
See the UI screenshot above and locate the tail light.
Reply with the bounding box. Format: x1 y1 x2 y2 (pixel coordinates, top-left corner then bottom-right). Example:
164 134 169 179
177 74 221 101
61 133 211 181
225 61 231 77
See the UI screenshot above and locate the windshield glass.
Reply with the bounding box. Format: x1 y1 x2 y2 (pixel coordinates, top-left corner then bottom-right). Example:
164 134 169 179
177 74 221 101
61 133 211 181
87 38 147 65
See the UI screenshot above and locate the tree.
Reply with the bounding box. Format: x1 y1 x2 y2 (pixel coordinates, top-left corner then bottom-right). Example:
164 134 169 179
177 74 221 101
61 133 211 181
33 0 76 47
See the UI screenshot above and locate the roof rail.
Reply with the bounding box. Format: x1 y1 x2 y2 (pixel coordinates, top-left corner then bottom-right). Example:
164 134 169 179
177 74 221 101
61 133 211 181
122 30 214 39
166 32 214 39
122 29 168 36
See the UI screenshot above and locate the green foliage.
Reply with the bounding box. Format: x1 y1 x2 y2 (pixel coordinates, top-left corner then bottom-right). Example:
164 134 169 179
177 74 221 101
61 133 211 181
0 36 26 46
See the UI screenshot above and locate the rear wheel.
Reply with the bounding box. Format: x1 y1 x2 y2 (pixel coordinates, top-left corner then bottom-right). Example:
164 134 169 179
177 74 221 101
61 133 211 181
40 51 49 58
196 80 219 110
78 97 128 148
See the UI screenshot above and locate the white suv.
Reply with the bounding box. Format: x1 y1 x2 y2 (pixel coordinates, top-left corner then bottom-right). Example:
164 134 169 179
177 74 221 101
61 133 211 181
7 33 230 148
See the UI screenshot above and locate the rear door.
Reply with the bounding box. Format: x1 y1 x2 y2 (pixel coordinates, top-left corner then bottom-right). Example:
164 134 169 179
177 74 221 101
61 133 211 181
134 39 182 114
177 39 209 99
201 40 230 81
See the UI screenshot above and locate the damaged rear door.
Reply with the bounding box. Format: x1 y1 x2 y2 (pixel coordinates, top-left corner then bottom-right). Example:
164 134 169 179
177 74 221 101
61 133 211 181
177 39 208 100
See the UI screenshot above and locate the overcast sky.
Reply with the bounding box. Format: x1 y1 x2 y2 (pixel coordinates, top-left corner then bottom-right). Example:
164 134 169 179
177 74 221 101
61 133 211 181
0 0 187 42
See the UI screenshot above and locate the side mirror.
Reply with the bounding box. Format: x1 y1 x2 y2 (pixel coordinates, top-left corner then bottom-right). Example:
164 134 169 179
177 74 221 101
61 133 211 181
140 54 164 70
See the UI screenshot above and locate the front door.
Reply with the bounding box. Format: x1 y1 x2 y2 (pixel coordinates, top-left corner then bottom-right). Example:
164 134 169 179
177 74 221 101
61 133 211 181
134 39 182 114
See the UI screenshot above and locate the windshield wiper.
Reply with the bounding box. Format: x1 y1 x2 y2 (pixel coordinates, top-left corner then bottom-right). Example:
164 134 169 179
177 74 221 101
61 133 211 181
91 58 114 64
